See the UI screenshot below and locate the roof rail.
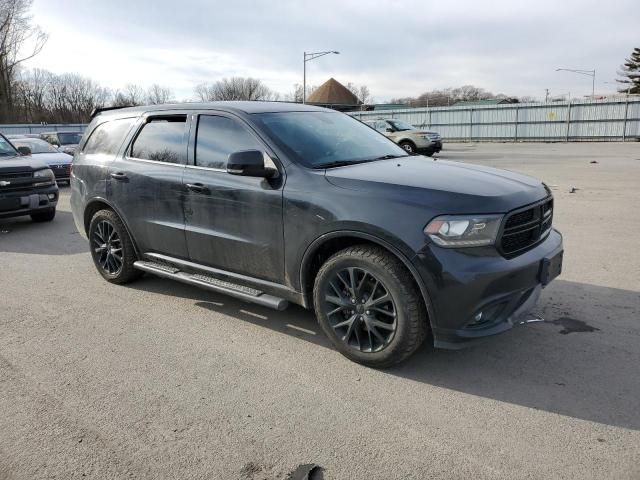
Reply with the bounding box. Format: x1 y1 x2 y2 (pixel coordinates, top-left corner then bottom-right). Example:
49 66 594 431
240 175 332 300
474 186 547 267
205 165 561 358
90 105 134 118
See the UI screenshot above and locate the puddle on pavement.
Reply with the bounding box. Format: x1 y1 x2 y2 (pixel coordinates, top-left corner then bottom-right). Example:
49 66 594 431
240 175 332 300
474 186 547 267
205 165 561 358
548 317 600 334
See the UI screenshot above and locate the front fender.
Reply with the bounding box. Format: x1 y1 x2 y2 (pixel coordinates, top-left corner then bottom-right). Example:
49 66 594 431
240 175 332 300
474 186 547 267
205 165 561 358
297 229 436 327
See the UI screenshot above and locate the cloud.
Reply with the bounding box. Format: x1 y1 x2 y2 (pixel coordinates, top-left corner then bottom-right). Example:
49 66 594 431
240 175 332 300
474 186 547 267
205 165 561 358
27 0 639 101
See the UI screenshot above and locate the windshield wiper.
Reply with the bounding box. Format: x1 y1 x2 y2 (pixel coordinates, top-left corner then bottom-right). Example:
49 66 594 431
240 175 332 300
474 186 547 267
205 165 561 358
313 159 376 169
372 154 408 160
314 154 409 169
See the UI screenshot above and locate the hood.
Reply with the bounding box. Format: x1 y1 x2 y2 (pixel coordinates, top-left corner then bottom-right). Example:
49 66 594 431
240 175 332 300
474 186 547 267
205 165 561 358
399 129 438 135
0 155 50 172
31 152 73 165
324 156 549 213
58 144 77 153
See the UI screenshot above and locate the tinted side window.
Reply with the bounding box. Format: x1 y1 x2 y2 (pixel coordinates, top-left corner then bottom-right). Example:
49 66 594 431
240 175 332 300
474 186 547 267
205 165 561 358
195 115 262 169
83 118 135 156
131 116 186 164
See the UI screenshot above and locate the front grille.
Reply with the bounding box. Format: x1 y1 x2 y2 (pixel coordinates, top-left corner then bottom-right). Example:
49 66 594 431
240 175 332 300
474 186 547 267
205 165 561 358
0 170 33 180
50 164 71 178
500 198 553 256
0 170 36 192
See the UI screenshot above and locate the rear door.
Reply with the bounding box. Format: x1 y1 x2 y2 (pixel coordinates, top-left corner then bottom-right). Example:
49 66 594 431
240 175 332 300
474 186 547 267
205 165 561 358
109 112 190 259
182 113 285 283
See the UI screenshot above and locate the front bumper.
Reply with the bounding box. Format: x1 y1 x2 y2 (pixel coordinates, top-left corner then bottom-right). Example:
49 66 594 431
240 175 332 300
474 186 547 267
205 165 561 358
0 185 59 219
413 229 563 349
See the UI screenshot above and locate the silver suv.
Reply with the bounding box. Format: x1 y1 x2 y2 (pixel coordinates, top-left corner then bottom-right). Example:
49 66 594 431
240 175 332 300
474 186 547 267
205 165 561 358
365 119 442 156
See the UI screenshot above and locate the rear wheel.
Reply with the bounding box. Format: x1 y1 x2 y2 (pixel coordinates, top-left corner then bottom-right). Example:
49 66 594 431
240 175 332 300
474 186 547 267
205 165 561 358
88 209 141 284
399 141 416 154
313 245 427 368
30 208 56 222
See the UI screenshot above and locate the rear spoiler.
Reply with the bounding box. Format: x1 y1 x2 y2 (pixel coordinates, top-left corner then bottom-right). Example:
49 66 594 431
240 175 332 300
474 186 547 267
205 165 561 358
90 105 134 118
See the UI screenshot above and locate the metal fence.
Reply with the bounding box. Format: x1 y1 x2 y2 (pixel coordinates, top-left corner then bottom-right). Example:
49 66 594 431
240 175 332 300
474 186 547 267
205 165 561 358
3 98 640 142
348 97 640 142
0 123 87 136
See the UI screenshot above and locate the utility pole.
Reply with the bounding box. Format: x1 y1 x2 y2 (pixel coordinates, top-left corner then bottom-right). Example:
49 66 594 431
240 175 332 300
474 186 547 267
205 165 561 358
556 68 596 98
303 50 340 104
545 89 550 103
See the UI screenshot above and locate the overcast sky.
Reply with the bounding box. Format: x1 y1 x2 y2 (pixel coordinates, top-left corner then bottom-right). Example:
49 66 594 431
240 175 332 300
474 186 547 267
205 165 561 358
25 0 639 102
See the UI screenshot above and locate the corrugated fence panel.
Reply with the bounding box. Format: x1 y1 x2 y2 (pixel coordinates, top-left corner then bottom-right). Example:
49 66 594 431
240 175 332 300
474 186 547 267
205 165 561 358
348 98 640 141
0 124 87 135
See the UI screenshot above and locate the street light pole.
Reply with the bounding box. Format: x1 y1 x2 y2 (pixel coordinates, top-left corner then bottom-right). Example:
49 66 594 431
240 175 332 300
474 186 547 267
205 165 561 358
556 68 596 98
303 50 339 104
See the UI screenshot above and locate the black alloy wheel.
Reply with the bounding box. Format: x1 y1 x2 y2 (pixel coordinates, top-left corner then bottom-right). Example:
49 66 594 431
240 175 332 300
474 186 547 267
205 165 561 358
92 220 123 275
324 267 397 353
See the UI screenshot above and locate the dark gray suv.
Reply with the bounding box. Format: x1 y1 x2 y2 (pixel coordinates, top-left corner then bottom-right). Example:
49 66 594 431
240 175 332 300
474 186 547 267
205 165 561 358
71 102 563 367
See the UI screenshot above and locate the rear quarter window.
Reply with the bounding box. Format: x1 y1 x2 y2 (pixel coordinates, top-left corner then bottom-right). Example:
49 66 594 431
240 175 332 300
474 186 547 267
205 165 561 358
83 118 136 156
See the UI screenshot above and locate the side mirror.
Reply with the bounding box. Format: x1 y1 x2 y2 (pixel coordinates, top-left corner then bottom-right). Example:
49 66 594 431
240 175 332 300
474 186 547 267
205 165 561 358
17 146 32 156
227 150 276 178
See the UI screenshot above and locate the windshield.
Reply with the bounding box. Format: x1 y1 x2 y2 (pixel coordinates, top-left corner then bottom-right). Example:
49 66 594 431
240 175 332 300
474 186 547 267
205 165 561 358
57 132 82 145
12 138 59 154
388 120 416 131
253 112 407 168
0 136 18 157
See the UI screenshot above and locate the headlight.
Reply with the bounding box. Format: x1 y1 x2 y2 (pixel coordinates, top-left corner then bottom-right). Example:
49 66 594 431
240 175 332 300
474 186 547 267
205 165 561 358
34 168 55 187
424 214 503 247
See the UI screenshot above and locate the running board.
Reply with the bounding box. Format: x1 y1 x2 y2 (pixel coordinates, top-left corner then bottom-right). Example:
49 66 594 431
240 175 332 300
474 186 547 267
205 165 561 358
133 261 289 311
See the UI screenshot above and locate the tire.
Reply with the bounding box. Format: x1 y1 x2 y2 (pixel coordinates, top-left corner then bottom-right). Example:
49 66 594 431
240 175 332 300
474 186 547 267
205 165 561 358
30 208 56 222
88 209 141 284
398 141 416 154
313 245 428 368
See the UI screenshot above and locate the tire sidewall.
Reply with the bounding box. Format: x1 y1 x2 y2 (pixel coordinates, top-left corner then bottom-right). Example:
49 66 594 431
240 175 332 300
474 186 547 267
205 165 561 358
314 254 417 367
88 211 129 282
399 141 415 153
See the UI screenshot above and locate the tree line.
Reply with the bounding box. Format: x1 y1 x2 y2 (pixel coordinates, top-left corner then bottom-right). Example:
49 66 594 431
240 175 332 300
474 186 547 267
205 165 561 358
2 1 638 125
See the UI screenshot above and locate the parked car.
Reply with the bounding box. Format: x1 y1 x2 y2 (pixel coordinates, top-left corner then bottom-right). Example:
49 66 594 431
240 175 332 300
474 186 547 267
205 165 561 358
71 102 562 367
40 131 83 155
5 133 41 139
364 119 442 156
0 133 58 222
9 137 73 185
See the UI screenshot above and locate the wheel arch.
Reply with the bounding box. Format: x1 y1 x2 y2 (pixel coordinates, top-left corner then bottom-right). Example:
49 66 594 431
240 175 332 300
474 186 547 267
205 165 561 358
83 197 141 257
299 231 435 328
398 138 416 149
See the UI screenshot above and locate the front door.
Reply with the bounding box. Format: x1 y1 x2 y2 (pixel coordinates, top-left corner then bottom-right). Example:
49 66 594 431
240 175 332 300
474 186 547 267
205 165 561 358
182 113 284 283
109 113 189 259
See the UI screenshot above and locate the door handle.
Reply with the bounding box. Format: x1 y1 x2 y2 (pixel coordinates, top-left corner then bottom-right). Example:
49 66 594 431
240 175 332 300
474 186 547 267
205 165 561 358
110 172 128 181
186 183 208 194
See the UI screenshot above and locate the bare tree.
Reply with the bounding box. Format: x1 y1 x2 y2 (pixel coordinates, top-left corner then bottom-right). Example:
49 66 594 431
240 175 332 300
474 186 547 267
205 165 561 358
111 83 146 107
283 83 304 103
12 68 109 122
194 77 276 101
390 85 518 108
346 82 372 104
146 84 173 105
0 0 47 121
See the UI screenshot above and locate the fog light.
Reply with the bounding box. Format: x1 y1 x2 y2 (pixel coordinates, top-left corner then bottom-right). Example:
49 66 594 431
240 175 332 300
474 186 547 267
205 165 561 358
48 193 56 200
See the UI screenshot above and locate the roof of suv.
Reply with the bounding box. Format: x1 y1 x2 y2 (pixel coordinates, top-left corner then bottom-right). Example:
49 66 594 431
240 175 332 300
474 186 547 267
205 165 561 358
95 101 332 119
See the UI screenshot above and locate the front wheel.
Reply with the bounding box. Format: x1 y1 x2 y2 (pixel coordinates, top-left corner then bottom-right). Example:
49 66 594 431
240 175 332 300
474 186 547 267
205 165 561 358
399 141 416 154
88 209 141 284
313 245 428 368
